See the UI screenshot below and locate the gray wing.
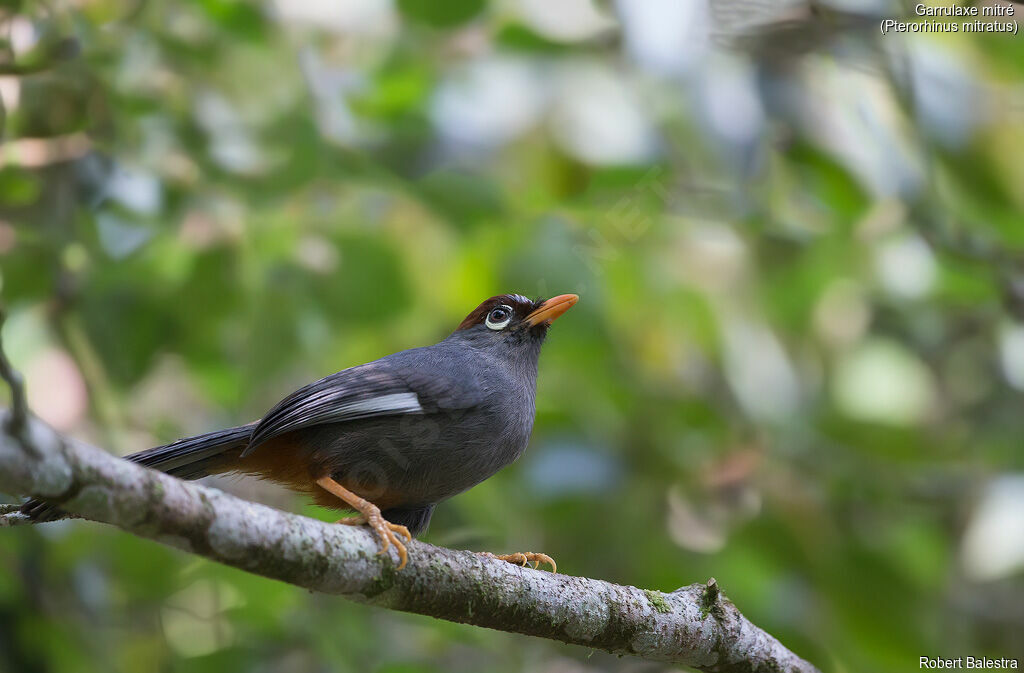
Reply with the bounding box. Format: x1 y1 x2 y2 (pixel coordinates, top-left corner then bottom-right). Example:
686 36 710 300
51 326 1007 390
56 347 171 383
243 346 486 456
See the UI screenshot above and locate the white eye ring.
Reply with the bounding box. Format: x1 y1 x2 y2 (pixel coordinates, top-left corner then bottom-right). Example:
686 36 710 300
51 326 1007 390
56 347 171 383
485 305 513 330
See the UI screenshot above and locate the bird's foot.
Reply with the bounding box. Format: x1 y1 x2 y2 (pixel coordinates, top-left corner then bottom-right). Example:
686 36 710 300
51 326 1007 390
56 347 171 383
477 551 557 573
335 512 412 570
316 476 412 570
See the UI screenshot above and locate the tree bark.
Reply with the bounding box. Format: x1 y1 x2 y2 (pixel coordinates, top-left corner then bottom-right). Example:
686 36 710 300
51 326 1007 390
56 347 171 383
0 411 820 673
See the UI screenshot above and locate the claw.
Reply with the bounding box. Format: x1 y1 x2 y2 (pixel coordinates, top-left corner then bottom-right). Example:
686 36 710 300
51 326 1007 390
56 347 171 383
367 513 410 569
317 476 411 570
478 551 557 573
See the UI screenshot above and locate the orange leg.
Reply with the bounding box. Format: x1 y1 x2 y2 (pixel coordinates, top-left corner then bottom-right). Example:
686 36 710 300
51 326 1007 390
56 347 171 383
477 551 557 573
315 476 412 570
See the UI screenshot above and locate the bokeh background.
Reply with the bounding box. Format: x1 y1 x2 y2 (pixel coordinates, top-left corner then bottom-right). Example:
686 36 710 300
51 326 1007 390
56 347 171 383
2 1 1024 671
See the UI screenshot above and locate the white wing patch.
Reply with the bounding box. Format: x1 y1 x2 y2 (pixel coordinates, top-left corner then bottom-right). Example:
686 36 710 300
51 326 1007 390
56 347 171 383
242 390 427 456
322 392 423 422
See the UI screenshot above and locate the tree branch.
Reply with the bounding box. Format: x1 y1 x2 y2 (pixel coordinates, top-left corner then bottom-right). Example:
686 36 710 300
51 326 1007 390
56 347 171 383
0 415 820 673
0 310 29 439
0 502 32 526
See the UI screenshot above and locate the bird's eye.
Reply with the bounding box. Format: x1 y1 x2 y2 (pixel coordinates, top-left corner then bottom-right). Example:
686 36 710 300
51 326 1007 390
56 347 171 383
485 305 513 330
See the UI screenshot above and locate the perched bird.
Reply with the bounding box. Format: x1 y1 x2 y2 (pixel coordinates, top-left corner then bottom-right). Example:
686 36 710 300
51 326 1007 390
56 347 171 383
23 293 578 570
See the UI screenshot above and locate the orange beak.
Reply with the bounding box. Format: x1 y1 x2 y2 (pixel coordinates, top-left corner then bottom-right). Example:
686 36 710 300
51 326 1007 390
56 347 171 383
525 294 579 327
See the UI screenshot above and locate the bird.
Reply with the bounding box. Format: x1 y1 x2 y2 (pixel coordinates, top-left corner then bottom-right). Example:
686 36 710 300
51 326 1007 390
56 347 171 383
22 293 579 571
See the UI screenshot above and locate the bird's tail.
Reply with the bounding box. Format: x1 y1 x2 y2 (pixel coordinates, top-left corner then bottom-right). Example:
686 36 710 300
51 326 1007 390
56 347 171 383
20 423 256 522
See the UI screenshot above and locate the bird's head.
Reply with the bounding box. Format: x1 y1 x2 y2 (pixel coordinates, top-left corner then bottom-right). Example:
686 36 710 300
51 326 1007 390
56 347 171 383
454 293 578 346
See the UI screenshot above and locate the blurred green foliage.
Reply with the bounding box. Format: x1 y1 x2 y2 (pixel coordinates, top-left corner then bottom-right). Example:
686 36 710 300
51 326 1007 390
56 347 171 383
2 1 1024 672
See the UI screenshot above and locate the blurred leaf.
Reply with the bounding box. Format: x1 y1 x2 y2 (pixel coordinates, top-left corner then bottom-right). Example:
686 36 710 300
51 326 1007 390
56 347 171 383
416 170 504 228
495 24 571 53
79 285 176 384
319 235 412 323
0 168 41 206
196 0 267 41
396 0 486 28
785 142 869 223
